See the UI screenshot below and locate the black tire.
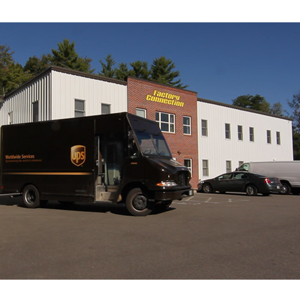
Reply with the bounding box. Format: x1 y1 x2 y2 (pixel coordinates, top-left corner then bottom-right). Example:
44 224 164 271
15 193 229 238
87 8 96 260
202 183 212 193
22 185 40 208
280 182 291 195
245 184 257 196
125 188 152 216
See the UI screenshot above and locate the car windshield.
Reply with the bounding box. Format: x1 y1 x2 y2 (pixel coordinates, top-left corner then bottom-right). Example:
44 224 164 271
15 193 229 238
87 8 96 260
134 130 172 157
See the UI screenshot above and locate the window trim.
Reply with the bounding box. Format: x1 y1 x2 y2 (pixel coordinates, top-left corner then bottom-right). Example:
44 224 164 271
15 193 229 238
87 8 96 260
249 127 254 142
276 131 281 145
183 116 191 135
201 119 208 136
136 108 146 118
156 111 175 133
202 159 209 177
226 160 232 173
184 158 192 176
75 99 85 118
101 103 111 115
267 130 271 144
32 100 39 122
238 125 243 141
225 123 231 139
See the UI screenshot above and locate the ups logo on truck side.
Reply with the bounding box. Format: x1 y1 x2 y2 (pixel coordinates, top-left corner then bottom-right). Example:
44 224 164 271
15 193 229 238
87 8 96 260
71 145 86 167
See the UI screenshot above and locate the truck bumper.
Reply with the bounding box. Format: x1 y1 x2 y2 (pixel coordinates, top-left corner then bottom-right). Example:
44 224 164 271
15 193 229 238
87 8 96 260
154 188 194 201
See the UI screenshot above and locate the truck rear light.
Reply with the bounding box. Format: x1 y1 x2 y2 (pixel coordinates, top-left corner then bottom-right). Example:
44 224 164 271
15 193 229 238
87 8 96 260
264 178 271 184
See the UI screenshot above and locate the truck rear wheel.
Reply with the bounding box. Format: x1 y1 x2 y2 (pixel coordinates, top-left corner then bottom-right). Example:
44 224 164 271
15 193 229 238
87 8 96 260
126 188 152 216
22 185 40 208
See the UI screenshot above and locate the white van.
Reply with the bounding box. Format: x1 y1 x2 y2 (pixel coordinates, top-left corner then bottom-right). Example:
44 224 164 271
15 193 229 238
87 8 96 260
236 161 300 194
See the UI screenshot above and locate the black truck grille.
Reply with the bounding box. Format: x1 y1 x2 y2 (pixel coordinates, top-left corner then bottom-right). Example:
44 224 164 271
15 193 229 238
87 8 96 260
178 171 188 186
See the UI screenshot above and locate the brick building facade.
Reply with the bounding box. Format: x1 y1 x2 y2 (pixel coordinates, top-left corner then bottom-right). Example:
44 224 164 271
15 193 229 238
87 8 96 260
127 77 199 187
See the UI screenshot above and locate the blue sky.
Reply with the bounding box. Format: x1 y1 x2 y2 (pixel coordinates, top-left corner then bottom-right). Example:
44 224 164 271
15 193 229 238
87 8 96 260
1 22 300 116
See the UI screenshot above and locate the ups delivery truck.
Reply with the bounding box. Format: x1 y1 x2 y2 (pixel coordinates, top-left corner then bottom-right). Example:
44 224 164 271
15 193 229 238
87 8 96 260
0 113 193 216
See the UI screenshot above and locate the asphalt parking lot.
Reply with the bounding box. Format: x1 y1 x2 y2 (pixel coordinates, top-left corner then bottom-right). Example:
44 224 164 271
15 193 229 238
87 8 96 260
0 192 299 279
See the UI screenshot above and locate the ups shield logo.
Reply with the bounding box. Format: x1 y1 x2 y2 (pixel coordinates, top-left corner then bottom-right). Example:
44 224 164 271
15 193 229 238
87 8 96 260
71 145 86 167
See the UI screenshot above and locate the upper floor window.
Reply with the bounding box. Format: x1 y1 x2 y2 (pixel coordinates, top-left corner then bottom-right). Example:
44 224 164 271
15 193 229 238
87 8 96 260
75 99 85 117
156 112 175 133
101 103 111 115
249 127 254 142
136 108 146 118
276 131 281 145
267 130 271 144
238 125 243 141
225 123 231 139
201 119 208 136
183 116 191 135
33 101 39 122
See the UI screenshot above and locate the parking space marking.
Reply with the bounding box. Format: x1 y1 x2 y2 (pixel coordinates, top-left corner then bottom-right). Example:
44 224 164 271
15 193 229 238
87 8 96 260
174 197 250 205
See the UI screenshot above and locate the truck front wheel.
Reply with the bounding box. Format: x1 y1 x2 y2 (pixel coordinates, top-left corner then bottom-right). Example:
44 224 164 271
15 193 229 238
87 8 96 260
22 185 40 208
126 188 152 216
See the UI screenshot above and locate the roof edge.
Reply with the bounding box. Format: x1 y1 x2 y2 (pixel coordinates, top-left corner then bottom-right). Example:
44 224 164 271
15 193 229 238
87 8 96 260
198 97 292 121
4 66 127 100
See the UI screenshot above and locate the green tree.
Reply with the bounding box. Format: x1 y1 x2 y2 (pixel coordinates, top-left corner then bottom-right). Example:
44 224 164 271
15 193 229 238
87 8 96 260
51 39 93 73
129 60 150 80
99 54 116 77
232 94 270 112
0 45 31 95
23 55 51 76
150 56 187 88
115 62 129 81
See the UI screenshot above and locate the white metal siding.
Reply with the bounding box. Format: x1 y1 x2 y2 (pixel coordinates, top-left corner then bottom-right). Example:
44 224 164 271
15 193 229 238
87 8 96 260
0 73 51 126
51 71 127 120
197 101 293 179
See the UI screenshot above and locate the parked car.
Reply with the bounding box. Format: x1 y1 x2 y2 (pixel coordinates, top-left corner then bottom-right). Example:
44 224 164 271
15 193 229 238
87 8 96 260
197 171 282 196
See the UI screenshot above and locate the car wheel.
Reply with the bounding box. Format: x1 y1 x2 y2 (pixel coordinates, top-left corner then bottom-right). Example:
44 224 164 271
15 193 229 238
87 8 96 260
245 184 257 196
126 188 152 216
280 182 291 194
22 185 40 208
202 183 212 193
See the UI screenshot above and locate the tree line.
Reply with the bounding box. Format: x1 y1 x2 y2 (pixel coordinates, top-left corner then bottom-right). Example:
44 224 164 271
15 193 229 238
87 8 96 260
1 39 300 158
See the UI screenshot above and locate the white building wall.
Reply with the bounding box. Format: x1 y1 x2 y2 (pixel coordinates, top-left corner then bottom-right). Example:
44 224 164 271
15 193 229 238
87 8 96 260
0 73 51 126
51 71 127 120
197 100 293 179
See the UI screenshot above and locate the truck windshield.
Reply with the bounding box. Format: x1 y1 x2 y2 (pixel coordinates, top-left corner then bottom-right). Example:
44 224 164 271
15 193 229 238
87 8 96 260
135 131 172 157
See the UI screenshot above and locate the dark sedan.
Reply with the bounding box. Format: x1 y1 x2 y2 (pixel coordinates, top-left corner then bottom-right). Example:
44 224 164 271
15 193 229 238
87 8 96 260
197 171 282 196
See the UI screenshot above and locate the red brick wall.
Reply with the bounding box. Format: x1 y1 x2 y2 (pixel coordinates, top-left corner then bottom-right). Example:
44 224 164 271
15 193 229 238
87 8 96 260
127 77 199 188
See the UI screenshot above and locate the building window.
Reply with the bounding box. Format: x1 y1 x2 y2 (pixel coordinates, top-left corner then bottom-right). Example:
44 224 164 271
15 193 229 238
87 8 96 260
156 112 175 133
202 159 209 176
136 108 146 118
276 131 281 145
184 159 192 175
8 112 13 124
102 103 111 115
32 101 39 122
201 119 208 136
183 116 191 135
238 125 243 141
225 123 231 139
249 127 254 142
75 99 85 117
226 160 232 173
267 130 271 144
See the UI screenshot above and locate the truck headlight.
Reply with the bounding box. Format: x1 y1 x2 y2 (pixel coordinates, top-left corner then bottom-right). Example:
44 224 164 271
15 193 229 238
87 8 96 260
156 181 177 187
